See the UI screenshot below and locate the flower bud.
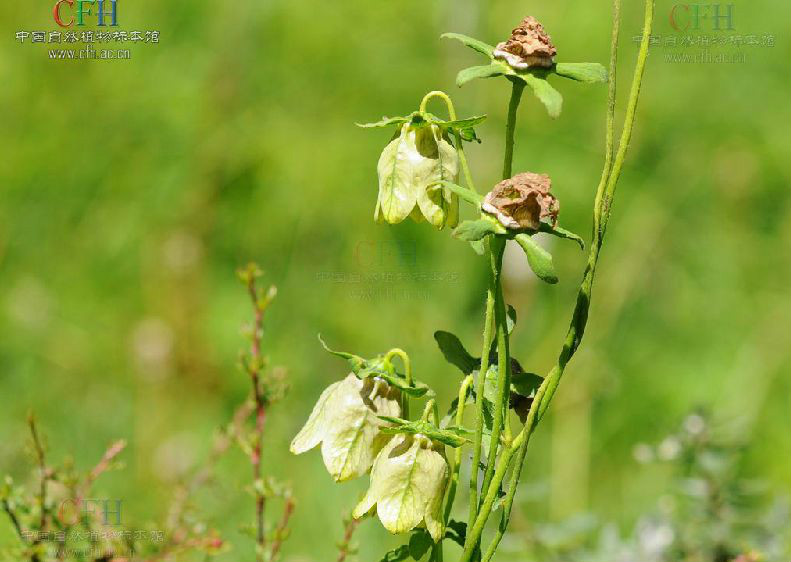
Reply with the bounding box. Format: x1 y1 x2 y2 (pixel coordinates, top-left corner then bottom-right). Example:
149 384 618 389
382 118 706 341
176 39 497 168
482 172 559 230
376 123 459 228
353 433 448 542
290 374 401 482
493 16 557 70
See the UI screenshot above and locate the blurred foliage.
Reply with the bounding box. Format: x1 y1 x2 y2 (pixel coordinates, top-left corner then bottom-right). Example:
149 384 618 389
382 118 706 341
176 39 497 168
0 0 789 560
496 413 791 562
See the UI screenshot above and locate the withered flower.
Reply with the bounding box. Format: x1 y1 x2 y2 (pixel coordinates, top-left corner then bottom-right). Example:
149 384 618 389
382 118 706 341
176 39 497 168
493 16 557 69
482 172 559 230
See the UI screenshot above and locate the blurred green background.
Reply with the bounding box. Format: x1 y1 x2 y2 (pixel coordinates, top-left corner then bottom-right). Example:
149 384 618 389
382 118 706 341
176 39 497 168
1 0 789 560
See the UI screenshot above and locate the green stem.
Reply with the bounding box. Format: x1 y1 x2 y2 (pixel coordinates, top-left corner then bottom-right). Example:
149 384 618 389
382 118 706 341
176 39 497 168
479 238 510 501
536 0 653 422
444 374 474 522
502 80 525 180
468 240 496 526
421 399 436 422
420 90 477 193
465 72 524 562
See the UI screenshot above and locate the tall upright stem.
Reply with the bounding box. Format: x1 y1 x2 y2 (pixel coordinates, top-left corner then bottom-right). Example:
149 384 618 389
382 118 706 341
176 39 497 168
465 75 524 560
502 80 525 180
460 2 655 561
468 252 496 526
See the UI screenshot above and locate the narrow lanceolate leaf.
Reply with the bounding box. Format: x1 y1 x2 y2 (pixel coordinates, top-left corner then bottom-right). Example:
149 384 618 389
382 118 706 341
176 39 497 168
433 331 478 374
428 115 487 130
377 127 418 224
456 63 504 87
317 334 366 372
441 32 496 58
379 417 471 448
357 114 413 128
514 233 558 284
432 180 482 206
554 62 608 83
453 219 502 242
538 221 585 250
518 73 563 119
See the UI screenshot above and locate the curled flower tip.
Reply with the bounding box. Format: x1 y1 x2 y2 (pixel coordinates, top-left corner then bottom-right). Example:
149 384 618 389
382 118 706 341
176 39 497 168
494 16 557 70
482 172 559 231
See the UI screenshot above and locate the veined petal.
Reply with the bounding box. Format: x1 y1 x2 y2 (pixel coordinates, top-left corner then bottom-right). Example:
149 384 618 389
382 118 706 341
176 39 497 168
320 376 401 482
377 125 419 224
289 379 345 454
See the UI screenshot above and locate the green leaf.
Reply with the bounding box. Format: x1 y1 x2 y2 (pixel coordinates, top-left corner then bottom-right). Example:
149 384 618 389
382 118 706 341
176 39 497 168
433 331 478 375
357 114 413 128
380 545 410 562
554 62 608 83
428 115 487 130
379 417 471 448
518 73 563 119
456 63 504 87
441 33 495 58
538 222 585 250
470 240 485 255
511 371 544 397
506 305 517 335
409 530 433 560
446 520 467 547
453 219 502 241
317 334 366 371
431 180 482 206
365 369 431 398
514 234 558 284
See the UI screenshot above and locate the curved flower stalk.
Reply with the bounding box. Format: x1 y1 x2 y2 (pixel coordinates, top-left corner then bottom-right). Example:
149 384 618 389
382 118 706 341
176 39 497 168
290 373 401 482
353 433 448 542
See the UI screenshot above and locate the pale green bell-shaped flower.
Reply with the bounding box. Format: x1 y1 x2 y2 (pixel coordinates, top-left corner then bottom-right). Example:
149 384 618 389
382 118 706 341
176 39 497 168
375 123 459 229
290 374 401 482
353 433 448 542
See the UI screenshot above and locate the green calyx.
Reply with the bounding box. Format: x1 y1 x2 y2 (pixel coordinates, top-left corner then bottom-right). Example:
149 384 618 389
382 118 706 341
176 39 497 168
441 32 607 118
318 335 432 398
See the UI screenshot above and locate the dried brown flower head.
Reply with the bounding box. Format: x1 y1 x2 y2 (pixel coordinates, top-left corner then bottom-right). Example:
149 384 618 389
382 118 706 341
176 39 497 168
482 172 559 230
494 16 557 69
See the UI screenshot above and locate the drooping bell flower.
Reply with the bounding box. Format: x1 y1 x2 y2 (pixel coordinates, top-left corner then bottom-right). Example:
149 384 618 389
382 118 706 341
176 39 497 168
353 433 448 542
375 121 459 228
290 374 401 482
